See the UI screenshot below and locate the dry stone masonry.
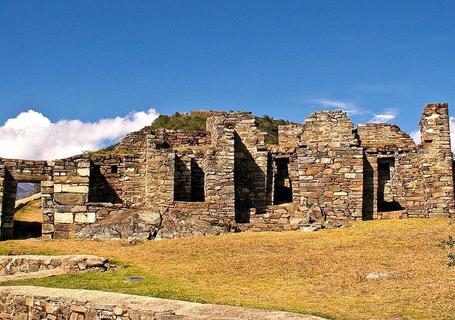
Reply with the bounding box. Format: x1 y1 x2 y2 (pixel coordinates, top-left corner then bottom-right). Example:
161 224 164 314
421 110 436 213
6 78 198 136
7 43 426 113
0 286 325 320
0 255 108 282
0 103 454 240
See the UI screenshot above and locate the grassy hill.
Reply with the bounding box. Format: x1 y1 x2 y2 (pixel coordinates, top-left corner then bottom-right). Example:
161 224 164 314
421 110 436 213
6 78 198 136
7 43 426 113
13 198 42 239
90 111 293 155
14 198 42 223
149 112 293 145
2 219 455 319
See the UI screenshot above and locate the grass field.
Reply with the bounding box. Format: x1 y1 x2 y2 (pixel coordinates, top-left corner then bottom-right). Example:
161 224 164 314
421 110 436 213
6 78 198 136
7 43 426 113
1 219 455 320
14 199 42 223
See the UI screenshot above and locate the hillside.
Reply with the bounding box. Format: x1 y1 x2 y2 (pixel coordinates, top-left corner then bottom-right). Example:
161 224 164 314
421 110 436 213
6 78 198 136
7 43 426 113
12 198 42 239
149 111 293 145
14 198 42 223
16 183 40 200
89 111 293 155
2 219 455 320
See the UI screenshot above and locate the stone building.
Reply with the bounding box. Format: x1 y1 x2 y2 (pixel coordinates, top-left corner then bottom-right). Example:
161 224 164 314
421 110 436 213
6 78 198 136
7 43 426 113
0 102 453 240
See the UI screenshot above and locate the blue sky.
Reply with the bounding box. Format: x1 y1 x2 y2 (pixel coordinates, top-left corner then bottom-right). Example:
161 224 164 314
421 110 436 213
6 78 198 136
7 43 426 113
1 0 455 158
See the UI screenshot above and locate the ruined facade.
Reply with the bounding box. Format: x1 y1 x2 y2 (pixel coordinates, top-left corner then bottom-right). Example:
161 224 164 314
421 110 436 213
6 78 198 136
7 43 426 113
0 102 454 240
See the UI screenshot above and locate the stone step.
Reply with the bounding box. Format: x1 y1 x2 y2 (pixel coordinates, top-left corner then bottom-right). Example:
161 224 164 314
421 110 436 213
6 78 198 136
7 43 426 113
380 210 407 219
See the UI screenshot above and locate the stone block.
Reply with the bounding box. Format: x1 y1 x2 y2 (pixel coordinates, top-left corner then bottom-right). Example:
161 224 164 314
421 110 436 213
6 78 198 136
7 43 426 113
55 212 74 224
71 206 88 213
54 176 88 184
54 193 86 205
42 223 54 233
77 168 90 177
70 305 87 313
54 184 62 193
74 212 96 224
60 185 89 194
55 204 73 213
41 181 54 187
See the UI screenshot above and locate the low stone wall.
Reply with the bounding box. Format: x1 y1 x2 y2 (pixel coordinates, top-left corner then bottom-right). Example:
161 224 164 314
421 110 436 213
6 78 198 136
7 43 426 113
0 255 108 282
0 286 325 320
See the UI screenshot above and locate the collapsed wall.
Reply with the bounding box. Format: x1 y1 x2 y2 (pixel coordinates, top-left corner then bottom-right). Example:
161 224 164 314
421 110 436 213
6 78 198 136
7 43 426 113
0 103 453 240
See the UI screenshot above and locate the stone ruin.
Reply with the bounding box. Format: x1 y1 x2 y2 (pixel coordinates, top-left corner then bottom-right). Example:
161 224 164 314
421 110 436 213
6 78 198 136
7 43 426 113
0 102 454 240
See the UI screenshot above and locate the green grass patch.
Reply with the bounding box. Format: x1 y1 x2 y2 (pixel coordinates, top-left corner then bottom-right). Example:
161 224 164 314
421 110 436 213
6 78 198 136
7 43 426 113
149 112 209 132
2 264 197 301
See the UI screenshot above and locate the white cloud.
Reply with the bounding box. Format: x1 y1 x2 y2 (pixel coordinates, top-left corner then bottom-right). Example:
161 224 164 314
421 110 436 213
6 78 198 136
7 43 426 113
410 117 455 152
310 99 364 115
368 108 397 123
410 129 421 145
0 108 159 160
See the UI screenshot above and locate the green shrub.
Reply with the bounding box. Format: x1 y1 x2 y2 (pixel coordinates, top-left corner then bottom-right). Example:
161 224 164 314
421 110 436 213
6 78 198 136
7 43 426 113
448 253 455 267
149 113 208 132
439 235 455 248
255 115 292 145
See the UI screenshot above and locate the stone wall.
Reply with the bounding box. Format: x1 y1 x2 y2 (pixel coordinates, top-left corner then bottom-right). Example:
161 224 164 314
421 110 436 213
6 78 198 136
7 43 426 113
159 130 211 148
0 286 322 320
0 159 54 182
296 111 364 220
52 157 91 239
1 103 454 241
267 146 299 207
357 103 455 219
234 115 268 222
155 113 239 238
357 124 416 152
418 103 455 217
88 154 147 206
114 129 148 155
357 124 423 219
50 151 149 240
40 179 55 238
278 124 303 147
145 134 175 213
0 159 54 240
0 255 108 281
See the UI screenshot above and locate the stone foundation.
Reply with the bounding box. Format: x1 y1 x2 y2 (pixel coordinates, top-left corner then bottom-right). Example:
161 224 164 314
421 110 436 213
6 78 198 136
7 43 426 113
0 286 324 320
0 255 108 282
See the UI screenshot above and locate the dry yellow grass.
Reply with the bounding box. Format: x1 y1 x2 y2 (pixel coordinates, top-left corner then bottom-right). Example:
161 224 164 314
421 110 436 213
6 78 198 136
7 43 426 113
14 199 42 223
1 219 455 320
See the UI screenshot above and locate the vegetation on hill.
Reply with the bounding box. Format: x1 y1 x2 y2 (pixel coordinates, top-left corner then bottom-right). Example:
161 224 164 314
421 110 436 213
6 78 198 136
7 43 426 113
83 145 135 157
85 111 293 155
149 112 209 132
13 198 43 239
148 112 293 145
2 219 455 319
254 115 292 145
14 199 42 223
